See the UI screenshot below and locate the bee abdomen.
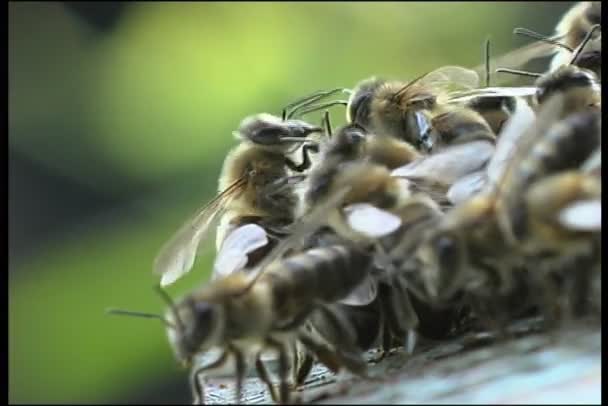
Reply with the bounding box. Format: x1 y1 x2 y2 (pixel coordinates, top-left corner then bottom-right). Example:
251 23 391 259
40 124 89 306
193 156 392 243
273 245 372 306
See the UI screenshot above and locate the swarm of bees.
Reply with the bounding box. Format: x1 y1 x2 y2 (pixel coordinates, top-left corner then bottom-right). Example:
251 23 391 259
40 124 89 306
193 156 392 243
109 3 601 404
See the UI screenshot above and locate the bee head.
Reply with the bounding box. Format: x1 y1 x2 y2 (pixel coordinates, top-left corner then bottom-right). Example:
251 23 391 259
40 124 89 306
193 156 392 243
535 65 598 105
347 77 384 128
237 113 321 146
165 297 223 366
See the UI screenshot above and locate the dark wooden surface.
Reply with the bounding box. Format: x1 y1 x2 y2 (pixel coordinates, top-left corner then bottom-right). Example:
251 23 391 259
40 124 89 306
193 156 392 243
202 317 601 404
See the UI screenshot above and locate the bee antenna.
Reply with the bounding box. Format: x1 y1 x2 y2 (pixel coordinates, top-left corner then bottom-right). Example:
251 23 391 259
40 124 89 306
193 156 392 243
295 100 348 118
569 24 601 66
393 72 428 101
284 87 346 119
154 285 186 333
105 308 177 329
495 68 543 78
513 27 574 52
322 110 333 138
484 37 491 88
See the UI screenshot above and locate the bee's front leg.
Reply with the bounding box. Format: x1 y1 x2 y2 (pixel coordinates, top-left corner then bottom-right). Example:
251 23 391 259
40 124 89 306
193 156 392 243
190 350 230 405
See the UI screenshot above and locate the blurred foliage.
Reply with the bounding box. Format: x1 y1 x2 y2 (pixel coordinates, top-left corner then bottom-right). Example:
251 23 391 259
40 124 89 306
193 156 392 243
9 2 573 404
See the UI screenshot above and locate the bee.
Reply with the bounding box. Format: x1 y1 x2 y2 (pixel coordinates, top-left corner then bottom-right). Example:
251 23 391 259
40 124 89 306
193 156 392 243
153 89 349 287
346 66 495 152
413 96 554 319
418 94 601 326
176 243 373 404
550 1 601 75
110 240 374 404
496 24 601 118
466 3 600 86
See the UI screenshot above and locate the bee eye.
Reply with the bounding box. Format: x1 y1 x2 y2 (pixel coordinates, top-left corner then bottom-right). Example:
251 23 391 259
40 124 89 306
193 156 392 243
193 302 215 328
250 127 287 145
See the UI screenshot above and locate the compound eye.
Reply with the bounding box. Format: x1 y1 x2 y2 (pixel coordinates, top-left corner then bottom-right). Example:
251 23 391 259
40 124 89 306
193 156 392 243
250 126 287 145
348 93 372 127
193 301 215 329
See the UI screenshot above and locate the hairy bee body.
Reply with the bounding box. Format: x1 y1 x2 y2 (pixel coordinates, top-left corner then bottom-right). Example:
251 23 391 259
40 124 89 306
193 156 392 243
165 243 372 404
425 104 496 151
550 2 601 75
347 67 487 152
499 110 601 242
534 65 601 115
465 96 518 135
262 245 373 323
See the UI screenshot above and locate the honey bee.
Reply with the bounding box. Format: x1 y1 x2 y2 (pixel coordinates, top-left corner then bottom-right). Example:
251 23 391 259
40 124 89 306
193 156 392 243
172 243 372 404
346 66 494 152
109 245 371 404
467 3 600 86
153 89 350 287
496 24 601 118
413 96 556 311
550 1 601 75
418 94 601 324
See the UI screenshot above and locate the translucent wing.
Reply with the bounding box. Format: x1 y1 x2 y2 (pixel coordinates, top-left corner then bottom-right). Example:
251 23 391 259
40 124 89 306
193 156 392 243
447 170 486 205
339 275 378 306
391 140 494 186
558 199 602 231
470 38 560 86
344 203 402 238
212 223 269 280
447 86 538 103
485 97 536 187
421 65 480 92
154 175 247 287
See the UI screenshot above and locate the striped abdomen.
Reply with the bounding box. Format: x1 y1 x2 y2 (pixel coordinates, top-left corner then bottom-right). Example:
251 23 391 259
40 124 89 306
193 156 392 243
266 245 372 319
504 111 600 240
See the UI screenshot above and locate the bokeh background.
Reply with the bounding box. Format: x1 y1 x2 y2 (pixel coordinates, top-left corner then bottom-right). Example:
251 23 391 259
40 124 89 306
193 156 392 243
9 2 575 404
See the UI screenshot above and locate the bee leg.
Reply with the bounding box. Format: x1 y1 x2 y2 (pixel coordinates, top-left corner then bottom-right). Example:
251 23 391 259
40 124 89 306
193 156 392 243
265 338 291 404
295 349 314 387
298 329 368 379
296 331 342 373
314 304 359 353
227 345 246 404
255 352 280 403
284 143 320 173
190 350 231 405
390 276 420 344
320 110 333 138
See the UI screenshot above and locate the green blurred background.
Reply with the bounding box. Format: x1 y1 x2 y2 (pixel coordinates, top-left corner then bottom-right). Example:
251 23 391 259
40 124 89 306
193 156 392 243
9 2 574 404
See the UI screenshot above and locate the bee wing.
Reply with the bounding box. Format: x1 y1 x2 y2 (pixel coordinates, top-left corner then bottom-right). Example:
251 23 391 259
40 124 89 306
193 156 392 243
558 199 602 231
470 38 559 85
447 170 486 205
339 275 378 306
447 86 538 103
485 97 536 187
343 203 402 238
212 223 269 280
421 65 480 91
391 140 494 185
154 176 247 287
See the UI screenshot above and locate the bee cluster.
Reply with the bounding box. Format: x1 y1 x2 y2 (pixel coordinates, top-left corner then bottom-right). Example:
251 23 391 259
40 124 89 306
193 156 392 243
109 2 601 404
